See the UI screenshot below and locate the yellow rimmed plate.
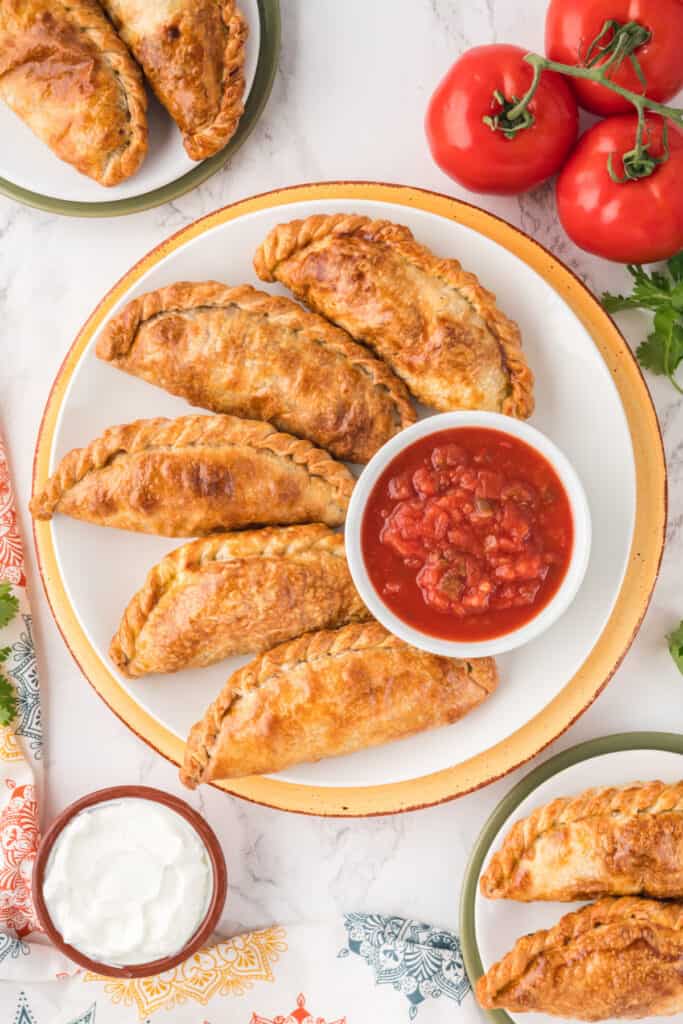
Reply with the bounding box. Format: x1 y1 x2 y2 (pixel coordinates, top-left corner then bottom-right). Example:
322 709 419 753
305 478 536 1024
32 182 666 815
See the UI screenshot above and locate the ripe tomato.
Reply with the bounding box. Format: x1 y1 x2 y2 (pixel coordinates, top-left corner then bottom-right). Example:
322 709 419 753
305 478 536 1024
425 44 578 195
556 115 683 263
546 0 683 116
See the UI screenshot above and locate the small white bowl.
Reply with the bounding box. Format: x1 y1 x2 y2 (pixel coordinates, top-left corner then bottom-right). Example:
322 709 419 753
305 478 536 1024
346 411 591 658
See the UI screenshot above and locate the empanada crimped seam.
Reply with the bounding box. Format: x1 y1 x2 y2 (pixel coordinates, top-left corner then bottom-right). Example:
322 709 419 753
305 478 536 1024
19 0 149 185
476 896 683 1008
30 414 354 521
181 621 498 787
481 780 683 897
96 282 415 433
183 0 248 160
253 213 534 419
109 524 362 673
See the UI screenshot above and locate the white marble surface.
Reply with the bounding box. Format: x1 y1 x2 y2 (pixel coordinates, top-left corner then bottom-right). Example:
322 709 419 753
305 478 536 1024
1 0 682 941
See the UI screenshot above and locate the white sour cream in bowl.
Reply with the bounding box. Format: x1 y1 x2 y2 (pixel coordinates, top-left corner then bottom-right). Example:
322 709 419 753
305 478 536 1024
34 787 227 977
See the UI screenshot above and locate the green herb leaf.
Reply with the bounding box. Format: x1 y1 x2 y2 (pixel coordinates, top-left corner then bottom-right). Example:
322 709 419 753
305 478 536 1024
668 621 683 675
603 260 683 313
667 251 683 284
0 675 16 727
0 583 19 630
637 332 667 374
603 253 683 393
0 583 19 727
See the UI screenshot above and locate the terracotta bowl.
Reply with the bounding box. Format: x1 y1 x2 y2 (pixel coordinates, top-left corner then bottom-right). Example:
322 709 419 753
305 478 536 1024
32 785 228 979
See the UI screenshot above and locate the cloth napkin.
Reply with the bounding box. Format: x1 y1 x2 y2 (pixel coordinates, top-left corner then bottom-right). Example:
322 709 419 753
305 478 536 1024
0 431 474 1024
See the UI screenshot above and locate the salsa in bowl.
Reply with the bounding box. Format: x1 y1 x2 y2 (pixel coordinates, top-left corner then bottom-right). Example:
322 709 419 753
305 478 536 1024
346 412 591 658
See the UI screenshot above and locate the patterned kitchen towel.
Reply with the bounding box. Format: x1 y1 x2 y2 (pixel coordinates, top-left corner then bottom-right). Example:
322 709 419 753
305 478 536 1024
2 915 472 1023
0 431 474 1023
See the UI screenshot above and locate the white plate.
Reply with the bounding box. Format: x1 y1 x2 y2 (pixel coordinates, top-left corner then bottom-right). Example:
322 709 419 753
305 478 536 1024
44 195 637 789
471 742 683 1024
0 0 260 204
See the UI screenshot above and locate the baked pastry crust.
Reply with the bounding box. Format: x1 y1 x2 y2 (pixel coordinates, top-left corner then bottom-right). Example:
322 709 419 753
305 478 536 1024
477 896 683 1020
0 0 147 185
96 282 415 462
181 620 498 785
254 214 534 418
110 524 370 677
101 0 247 160
30 414 353 537
480 780 683 901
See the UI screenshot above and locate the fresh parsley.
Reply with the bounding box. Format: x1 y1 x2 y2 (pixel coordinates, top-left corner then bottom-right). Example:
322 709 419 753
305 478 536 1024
602 252 683 395
0 582 19 630
0 583 19 726
669 621 683 676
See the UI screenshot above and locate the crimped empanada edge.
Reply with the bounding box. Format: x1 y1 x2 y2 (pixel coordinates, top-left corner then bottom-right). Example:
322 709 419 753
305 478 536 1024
182 1 248 160
180 622 498 788
253 213 534 419
46 0 149 185
95 280 415 436
110 523 352 675
480 779 683 898
29 414 355 521
476 896 683 1009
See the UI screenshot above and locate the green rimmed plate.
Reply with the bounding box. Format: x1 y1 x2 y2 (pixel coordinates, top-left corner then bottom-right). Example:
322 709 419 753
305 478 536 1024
0 0 280 218
460 732 683 1024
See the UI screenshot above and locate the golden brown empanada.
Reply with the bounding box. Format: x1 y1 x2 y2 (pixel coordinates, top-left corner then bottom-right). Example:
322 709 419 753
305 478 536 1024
30 414 353 537
96 282 415 463
101 0 247 160
0 0 147 185
110 524 370 677
181 620 498 785
481 780 683 902
254 214 534 417
477 897 683 1020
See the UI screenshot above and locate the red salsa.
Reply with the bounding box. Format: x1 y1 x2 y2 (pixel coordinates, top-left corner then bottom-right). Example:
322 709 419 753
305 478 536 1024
361 428 574 642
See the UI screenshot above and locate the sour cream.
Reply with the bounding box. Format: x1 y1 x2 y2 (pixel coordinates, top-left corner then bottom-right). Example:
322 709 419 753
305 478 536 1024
42 798 213 966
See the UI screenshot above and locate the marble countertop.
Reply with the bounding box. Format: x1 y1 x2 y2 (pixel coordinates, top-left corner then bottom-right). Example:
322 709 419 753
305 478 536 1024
1 0 682 939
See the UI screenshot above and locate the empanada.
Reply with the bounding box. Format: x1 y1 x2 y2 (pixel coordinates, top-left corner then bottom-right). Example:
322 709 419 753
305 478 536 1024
96 282 415 462
477 897 683 1020
181 620 498 785
111 524 370 677
481 780 683 902
254 214 534 417
101 0 247 161
0 0 147 186
30 414 353 537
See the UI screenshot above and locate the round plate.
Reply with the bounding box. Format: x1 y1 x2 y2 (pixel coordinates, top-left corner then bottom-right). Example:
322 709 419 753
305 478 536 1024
460 732 683 1024
32 182 666 815
0 0 280 217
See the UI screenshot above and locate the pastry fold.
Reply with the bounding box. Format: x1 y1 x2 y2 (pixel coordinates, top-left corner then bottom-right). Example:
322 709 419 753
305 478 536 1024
254 214 534 418
101 0 247 160
0 0 147 185
181 621 498 785
96 282 415 462
30 415 353 537
477 897 683 1020
480 780 683 901
110 524 370 677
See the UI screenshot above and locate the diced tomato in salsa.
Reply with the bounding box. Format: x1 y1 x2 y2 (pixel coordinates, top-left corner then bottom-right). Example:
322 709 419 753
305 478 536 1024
361 428 573 642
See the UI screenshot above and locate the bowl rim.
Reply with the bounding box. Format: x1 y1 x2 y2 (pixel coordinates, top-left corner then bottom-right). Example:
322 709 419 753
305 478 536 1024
32 785 228 979
345 411 592 658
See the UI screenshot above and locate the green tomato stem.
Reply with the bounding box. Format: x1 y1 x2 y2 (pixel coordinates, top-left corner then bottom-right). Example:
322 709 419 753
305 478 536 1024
482 19 682 181
523 52 683 127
